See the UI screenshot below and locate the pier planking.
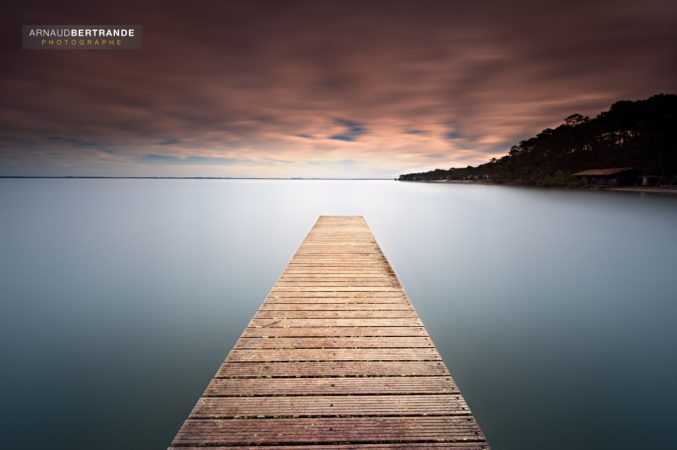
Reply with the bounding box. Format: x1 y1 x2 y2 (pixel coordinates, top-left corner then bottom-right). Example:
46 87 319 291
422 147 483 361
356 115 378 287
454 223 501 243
169 216 488 449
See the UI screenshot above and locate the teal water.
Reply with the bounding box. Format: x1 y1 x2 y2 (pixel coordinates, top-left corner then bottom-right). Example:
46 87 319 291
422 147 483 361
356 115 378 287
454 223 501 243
1 179 676 449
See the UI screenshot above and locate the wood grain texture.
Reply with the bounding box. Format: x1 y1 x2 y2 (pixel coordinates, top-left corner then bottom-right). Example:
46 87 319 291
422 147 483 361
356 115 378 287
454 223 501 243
225 348 442 362
172 417 486 446
170 445 488 450
169 216 489 449
235 336 434 349
190 394 470 417
216 361 450 377
204 376 459 396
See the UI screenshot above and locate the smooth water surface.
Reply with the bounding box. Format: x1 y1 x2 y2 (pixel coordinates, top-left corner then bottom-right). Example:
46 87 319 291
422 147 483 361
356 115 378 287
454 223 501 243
1 179 676 449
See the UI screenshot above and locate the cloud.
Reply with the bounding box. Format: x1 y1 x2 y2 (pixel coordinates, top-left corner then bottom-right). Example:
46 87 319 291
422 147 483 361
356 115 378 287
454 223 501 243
329 119 367 142
1 0 676 176
402 129 430 135
328 134 356 142
49 137 113 153
140 154 294 166
140 154 250 165
158 138 181 145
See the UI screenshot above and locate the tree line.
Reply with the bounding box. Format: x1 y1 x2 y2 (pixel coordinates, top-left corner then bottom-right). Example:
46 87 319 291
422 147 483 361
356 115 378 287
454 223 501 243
399 94 677 186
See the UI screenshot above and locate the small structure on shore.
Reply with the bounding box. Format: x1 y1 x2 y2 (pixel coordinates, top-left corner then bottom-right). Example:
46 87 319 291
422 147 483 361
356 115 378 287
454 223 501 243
573 167 640 186
640 174 667 186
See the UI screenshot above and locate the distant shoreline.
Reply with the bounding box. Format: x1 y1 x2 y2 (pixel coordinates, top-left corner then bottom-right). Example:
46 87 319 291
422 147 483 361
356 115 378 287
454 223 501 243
400 179 677 195
0 176 392 180
4 177 675 195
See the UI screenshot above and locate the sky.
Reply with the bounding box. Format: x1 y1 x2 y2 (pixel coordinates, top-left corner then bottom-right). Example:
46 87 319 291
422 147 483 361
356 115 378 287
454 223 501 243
2 0 676 177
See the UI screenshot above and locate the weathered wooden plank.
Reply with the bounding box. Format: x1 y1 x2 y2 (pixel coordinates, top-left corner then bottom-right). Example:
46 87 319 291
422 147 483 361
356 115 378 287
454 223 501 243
270 287 402 292
241 326 429 337
170 444 489 450
280 275 395 278
261 303 413 310
292 250 384 253
254 310 418 319
172 417 486 446
265 297 410 304
216 361 450 377
226 347 442 362
249 318 423 327
273 282 401 288
235 336 433 349
291 254 385 258
278 277 398 281
286 262 388 266
190 394 470 418
267 292 407 298
170 216 488 449
281 270 394 274
205 376 459 396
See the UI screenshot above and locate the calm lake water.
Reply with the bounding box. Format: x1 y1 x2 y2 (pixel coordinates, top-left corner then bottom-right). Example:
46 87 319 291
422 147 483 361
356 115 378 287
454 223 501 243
1 179 676 450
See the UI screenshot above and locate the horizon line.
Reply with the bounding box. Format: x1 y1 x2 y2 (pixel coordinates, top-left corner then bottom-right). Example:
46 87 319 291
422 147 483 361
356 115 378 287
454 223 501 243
0 176 396 180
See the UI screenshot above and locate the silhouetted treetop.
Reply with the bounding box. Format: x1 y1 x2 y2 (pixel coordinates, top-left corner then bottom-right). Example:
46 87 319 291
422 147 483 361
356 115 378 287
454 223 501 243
399 94 677 186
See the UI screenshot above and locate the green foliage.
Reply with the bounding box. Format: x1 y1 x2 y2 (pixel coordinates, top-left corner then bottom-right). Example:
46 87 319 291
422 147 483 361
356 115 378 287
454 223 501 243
399 94 677 185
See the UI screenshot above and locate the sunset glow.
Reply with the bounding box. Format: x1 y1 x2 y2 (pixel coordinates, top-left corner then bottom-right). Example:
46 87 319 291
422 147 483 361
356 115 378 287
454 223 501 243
2 0 676 177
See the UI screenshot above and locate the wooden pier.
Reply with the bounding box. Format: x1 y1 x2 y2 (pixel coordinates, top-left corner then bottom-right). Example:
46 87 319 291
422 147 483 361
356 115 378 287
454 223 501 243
169 216 489 449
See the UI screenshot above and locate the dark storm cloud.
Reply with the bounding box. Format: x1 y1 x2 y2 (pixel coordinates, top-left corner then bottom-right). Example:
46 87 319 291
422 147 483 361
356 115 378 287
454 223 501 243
1 0 676 176
49 137 113 153
402 129 430 135
158 138 181 146
140 154 251 165
329 119 368 142
140 154 294 166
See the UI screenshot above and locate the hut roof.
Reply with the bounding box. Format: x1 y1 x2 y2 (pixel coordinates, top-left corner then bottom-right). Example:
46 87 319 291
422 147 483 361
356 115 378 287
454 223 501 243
573 167 637 177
